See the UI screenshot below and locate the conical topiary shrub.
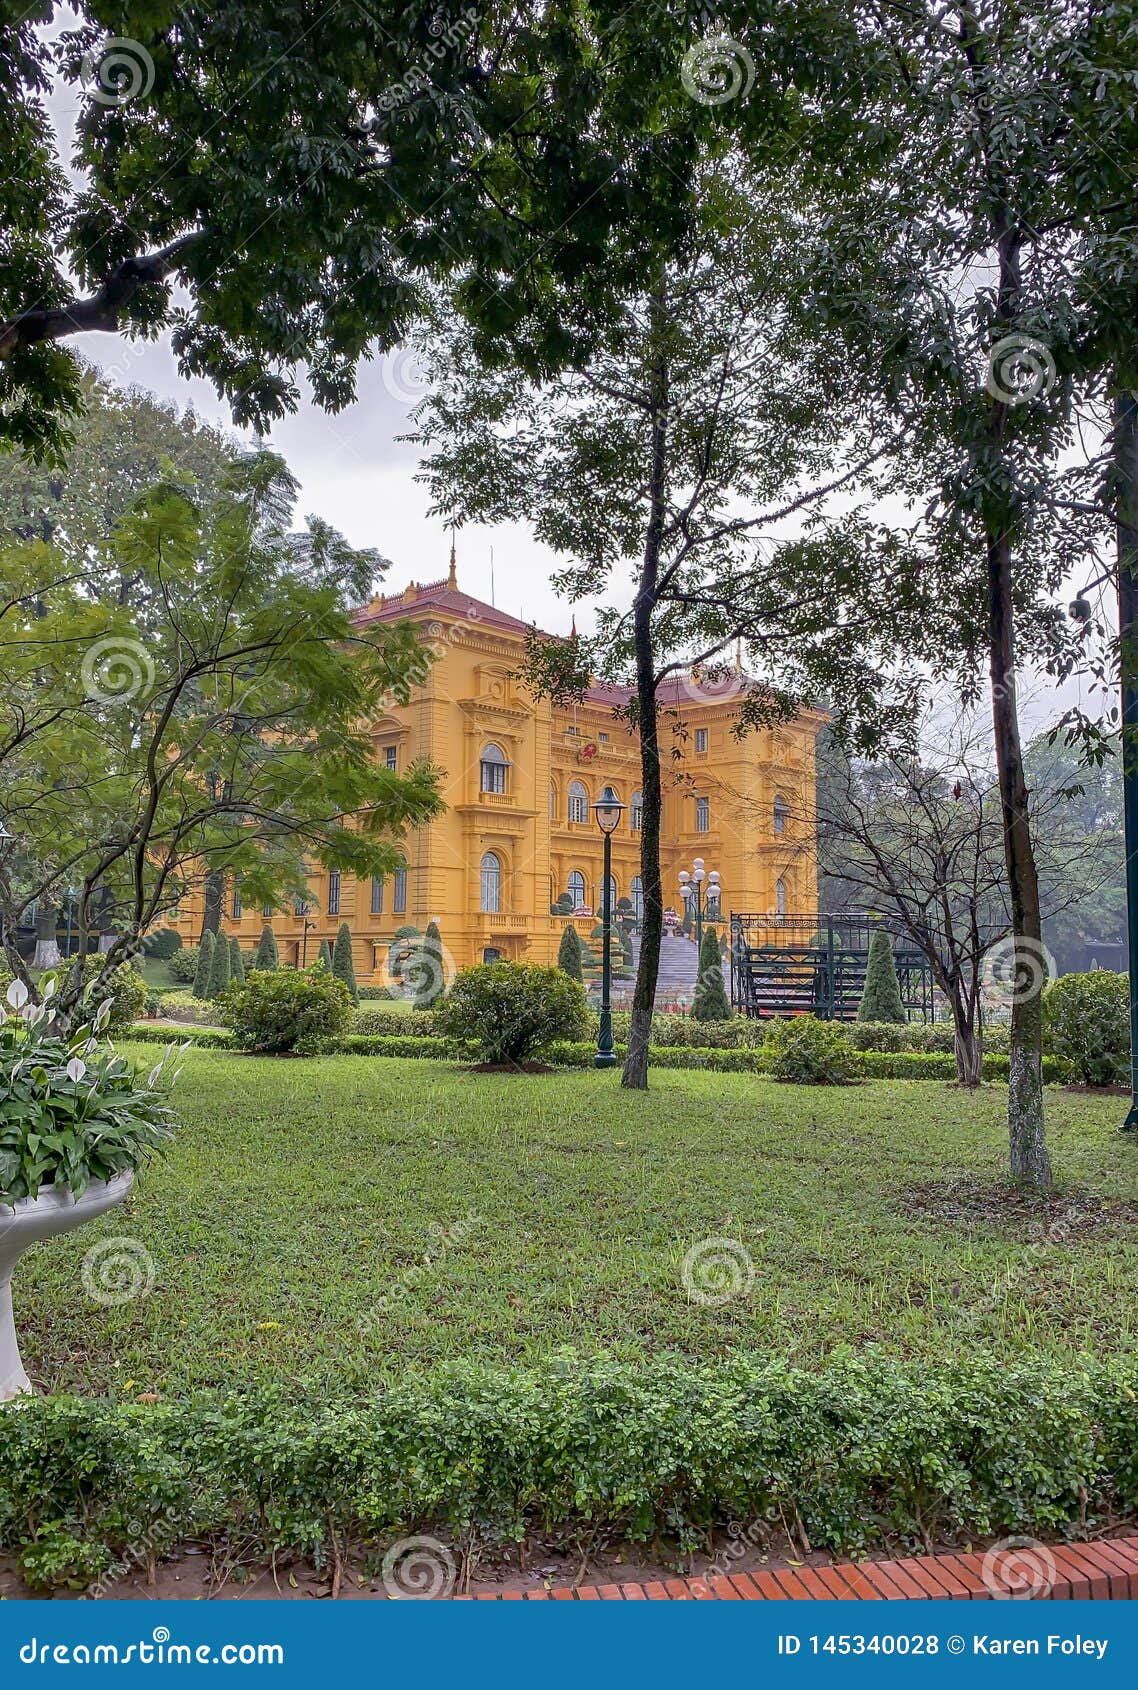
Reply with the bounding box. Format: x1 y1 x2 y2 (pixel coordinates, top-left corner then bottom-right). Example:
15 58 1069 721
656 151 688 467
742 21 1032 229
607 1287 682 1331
557 924 584 982
193 930 215 999
332 922 359 1005
411 920 445 1010
858 928 906 1024
317 938 333 973
692 925 731 1020
207 930 231 999
229 936 246 987
254 924 278 971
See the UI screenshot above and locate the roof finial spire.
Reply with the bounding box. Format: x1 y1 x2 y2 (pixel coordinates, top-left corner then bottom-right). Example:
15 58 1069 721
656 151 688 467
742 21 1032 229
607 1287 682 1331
570 613 578 639
447 523 457 589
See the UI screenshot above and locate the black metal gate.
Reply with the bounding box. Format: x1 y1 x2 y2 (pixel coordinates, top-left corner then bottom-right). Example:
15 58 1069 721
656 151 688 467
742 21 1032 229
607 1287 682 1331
729 913 935 1021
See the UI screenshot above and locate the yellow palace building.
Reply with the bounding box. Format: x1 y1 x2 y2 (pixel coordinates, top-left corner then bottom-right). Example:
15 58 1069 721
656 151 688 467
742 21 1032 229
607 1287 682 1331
175 558 824 980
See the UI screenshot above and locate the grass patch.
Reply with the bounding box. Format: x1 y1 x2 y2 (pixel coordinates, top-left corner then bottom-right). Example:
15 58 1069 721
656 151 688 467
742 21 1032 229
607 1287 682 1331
13 1050 1138 1399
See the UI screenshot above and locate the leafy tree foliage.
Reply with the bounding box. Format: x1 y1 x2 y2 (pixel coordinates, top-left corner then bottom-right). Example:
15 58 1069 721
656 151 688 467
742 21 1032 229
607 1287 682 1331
0 2 752 458
0 451 441 1026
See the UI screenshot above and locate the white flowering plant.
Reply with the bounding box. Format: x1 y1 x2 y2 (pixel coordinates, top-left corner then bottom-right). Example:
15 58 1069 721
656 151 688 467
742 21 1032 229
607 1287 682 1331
0 978 180 1204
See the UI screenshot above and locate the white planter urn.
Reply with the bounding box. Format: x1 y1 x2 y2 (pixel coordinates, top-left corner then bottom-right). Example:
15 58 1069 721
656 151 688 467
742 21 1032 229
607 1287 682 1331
0 1170 134 1401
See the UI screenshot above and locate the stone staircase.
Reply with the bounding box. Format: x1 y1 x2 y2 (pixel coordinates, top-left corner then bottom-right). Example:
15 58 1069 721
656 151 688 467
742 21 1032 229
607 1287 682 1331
594 932 724 1009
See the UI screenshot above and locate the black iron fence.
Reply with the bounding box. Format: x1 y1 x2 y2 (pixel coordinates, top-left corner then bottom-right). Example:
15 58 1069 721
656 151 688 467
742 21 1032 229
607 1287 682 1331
729 912 935 1022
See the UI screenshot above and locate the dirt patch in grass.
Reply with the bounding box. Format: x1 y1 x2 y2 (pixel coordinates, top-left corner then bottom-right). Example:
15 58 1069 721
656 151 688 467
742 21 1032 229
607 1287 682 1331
899 1178 1138 1241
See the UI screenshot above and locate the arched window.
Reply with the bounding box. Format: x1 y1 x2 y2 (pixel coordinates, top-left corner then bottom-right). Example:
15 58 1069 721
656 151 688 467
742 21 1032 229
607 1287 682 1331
631 875 644 920
773 796 789 836
549 783 556 819
775 877 787 917
327 869 340 916
567 869 586 909
696 796 710 833
568 780 588 824
480 743 508 795
630 791 643 831
603 874 617 914
480 852 502 913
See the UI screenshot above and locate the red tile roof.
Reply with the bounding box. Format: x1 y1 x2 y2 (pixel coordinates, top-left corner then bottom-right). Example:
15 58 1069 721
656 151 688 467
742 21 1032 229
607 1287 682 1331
353 579 537 638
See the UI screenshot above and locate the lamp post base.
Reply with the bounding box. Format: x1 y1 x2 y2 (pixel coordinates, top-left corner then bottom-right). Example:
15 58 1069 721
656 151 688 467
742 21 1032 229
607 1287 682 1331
1122 1100 1138 1134
593 1051 619 1069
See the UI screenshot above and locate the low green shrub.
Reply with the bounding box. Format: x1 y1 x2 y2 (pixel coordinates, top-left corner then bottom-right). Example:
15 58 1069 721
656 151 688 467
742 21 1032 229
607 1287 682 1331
762 1017 858 1084
357 985 396 1001
221 968 354 1054
166 946 200 985
322 1034 459 1059
1044 970 1129 1086
155 989 224 1026
352 1008 440 1038
142 927 183 960
126 1024 234 1048
435 962 590 1065
1 1354 1135 1589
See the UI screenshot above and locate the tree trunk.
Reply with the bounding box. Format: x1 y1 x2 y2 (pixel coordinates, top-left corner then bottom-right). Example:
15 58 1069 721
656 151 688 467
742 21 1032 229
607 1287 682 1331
623 610 662 1089
199 871 223 942
32 902 61 968
988 526 1050 1187
953 1020 983 1088
1114 382 1138 1132
622 301 669 1091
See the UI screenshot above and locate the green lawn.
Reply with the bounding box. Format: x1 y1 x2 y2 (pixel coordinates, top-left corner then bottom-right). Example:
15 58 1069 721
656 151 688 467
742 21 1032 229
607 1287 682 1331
15 1050 1138 1398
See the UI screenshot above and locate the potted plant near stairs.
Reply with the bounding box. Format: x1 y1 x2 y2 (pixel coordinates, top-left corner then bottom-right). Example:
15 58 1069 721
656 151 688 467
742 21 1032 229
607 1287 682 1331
0 977 179 1400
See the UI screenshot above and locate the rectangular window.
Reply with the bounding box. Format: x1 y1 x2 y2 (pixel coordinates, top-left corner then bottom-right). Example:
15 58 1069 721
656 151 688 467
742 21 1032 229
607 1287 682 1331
384 745 397 771
262 904 273 919
480 758 506 794
370 876 384 915
393 867 407 914
695 727 708 754
327 869 340 916
696 797 710 833
231 888 242 920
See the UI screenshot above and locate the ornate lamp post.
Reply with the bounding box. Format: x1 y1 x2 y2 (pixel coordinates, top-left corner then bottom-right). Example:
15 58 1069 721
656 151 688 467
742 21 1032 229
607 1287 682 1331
592 784 625 1069
678 859 721 951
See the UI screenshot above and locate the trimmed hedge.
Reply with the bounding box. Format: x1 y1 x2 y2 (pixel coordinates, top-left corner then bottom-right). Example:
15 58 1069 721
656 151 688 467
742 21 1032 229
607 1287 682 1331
305 1033 1069 1082
126 1024 235 1048
2 1354 1136 1589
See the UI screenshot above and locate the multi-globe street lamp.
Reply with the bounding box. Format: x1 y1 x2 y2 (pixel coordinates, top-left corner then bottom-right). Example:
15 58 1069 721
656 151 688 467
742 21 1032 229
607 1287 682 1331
678 858 721 951
592 785 625 1069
